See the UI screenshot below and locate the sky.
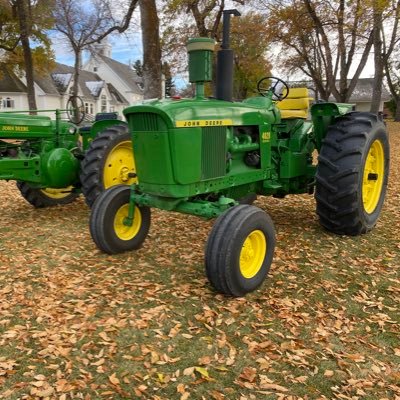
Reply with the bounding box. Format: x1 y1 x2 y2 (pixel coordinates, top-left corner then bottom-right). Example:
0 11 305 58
52 31 143 67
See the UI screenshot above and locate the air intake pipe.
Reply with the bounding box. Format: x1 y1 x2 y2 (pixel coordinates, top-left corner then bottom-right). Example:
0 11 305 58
216 9 241 102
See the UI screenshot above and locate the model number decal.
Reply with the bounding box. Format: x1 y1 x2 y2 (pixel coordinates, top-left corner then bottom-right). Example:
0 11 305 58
261 131 271 142
175 119 232 128
1 125 29 132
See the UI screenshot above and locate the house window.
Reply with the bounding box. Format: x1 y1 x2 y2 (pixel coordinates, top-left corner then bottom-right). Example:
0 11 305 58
1 97 15 109
85 102 94 115
110 106 115 112
94 67 98 72
101 95 107 112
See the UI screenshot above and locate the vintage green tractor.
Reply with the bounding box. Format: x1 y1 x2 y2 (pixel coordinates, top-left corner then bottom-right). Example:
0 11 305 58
90 10 390 296
0 97 137 208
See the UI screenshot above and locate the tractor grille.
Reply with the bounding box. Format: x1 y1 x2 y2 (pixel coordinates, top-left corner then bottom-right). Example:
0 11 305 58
201 126 226 179
130 113 166 131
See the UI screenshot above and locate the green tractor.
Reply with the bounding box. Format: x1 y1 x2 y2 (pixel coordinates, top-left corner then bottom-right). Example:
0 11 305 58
0 97 136 208
90 10 390 296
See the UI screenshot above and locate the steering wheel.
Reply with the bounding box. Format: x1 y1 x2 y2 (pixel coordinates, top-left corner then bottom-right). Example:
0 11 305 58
66 95 86 125
257 76 289 101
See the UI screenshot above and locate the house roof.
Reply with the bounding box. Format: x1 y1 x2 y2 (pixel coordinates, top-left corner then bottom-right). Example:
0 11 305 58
35 74 60 96
0 66 27 93
346 78 391 102
294 78 391 102
107 83 128 104
52 63 103 99
96 54 143 94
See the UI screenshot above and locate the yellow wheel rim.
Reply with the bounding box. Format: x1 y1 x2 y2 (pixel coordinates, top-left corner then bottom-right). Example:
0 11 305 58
239 230 266 279
362 140 385 214
103 141 137 189
41 186 74 199
114 204 141 241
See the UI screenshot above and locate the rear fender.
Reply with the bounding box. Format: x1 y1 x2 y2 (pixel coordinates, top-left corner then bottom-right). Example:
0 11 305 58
311 102 354 151
80 120 128 150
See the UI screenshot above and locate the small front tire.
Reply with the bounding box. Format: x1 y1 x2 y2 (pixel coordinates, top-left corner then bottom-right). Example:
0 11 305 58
90 185 150 254
205 205 276 297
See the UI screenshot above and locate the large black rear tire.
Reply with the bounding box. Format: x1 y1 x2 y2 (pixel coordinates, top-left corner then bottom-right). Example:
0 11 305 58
90 185 150 254
80 124 136 207
205 205 275 297
16 182 79 208
315 112 389 235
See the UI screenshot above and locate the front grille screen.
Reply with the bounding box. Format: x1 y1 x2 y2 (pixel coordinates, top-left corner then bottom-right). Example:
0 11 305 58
201 126 226 179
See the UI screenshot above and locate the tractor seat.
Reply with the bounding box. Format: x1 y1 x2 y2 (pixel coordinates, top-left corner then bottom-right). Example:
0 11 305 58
277 87 311 119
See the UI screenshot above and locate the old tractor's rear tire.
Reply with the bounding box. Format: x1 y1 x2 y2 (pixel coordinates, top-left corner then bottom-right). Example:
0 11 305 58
205 205 275 297
90 185 150 254
80 124 137 207
16 182 79 208
315 112 389 235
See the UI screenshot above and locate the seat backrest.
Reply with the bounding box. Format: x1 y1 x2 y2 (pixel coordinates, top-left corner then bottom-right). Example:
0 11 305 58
277 87 311 119
95 112 119 121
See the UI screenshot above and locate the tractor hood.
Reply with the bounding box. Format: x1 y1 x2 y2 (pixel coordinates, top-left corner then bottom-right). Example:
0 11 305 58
123 97 278 129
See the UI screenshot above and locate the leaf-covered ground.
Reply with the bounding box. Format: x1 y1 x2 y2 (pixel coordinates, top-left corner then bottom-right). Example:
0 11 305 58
0 122 399 400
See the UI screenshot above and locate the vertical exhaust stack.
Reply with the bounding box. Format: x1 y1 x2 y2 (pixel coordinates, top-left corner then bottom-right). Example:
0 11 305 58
216 9 241 102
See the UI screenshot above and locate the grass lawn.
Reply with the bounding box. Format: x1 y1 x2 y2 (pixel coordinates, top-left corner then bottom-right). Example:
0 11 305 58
0 122 399 400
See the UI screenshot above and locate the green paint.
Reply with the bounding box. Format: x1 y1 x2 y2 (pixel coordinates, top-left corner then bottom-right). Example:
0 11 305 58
0 109 120 189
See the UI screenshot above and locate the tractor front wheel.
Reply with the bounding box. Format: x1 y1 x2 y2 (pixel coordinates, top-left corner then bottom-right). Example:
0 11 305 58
16 182 79 208
205 205 275 297
80 124 137 207
90 185 150 254
315 112 390 235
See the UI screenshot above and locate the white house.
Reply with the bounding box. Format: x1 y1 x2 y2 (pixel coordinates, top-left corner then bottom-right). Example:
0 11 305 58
83 40 143 105
0 40 143 119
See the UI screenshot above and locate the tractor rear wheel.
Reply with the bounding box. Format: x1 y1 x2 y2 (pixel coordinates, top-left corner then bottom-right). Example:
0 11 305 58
315 112 389 235
80 124 137 207
90 185 150 254
205 205 275 297
16 182 79 208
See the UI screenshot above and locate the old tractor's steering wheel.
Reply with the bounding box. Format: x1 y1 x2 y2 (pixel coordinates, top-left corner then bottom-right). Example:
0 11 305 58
66 95 86 125
257 76 290 101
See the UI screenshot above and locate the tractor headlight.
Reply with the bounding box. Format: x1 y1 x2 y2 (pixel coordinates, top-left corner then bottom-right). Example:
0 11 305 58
68 126 77 134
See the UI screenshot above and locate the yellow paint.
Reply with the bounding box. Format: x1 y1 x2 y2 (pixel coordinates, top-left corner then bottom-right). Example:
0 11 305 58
277 87 311 119
41 186 73 199
114 204 141 241
175 119 232 128
1 125 29 132
103 140 137 188
239 230 266 279
262 131 270 142
362 139 385 214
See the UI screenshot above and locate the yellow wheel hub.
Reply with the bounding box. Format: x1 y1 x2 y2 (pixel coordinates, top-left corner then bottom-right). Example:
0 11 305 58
104 141 137 188
114 204 141 241
239 230 266 279
41 186 73 199
362 140 385 214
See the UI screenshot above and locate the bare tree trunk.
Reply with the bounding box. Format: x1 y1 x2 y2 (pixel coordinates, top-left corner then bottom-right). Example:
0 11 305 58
140 0 162 99
370 7 384 113
15 0 37 112
395 99 400 121
72 49 80 98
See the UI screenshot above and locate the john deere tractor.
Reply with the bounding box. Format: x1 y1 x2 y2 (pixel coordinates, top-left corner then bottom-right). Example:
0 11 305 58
90 10 389 296
0 97 136 208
